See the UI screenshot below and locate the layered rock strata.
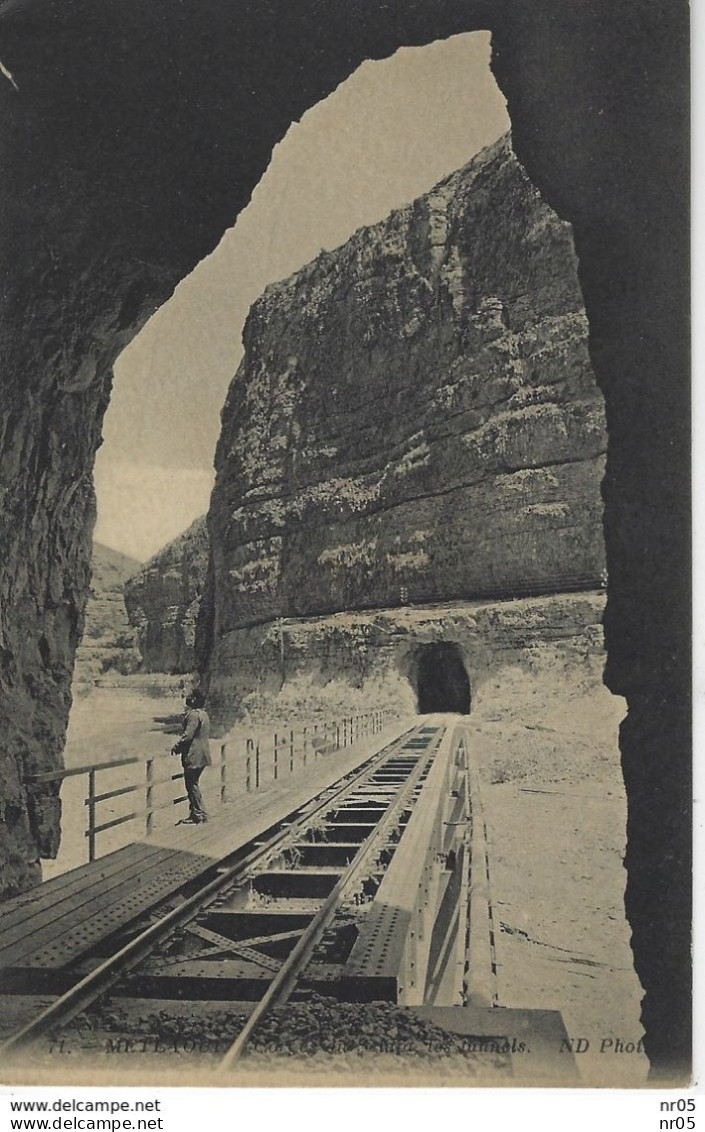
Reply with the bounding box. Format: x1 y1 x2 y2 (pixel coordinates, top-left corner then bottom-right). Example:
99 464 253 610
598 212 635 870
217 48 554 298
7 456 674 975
211 593 606 726
74 543 141 684
206 135 606 725
124 517 208 673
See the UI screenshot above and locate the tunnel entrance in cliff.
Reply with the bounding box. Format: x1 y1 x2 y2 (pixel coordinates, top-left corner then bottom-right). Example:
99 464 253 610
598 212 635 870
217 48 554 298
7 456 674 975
415 643 470 714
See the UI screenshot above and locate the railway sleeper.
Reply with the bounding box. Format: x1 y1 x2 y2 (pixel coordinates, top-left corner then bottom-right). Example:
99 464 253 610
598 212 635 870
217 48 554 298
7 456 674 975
113 959 348 1001
305 823 377 844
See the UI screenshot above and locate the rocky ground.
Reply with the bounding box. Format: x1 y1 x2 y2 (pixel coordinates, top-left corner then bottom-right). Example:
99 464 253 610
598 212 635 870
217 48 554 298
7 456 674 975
471 653 647 1086
7 997 512 1086
33 995 512 1083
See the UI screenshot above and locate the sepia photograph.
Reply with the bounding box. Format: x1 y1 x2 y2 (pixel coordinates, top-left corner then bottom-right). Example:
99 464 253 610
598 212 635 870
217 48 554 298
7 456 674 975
0 0 690 1093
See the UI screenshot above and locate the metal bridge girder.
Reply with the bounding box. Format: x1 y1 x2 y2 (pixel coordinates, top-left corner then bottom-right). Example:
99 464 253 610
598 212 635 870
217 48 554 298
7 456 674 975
341 725 485 1009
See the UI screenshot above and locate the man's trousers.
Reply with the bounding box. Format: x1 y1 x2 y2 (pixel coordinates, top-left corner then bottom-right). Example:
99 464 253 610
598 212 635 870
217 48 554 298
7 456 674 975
183 766 207 822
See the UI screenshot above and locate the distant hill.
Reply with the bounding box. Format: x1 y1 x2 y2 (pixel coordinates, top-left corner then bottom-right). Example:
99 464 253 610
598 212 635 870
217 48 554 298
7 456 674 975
74 542 143 683
90 542 141 594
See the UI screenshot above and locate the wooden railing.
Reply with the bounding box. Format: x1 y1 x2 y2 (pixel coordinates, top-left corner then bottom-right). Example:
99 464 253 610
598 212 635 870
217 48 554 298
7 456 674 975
23 708 397 864
229 709 393 793
23 752 187 863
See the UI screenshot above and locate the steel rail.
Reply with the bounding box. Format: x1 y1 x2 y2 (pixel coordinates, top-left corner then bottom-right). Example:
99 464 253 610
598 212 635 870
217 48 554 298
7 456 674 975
217 728 443 1070
0 725 419 1059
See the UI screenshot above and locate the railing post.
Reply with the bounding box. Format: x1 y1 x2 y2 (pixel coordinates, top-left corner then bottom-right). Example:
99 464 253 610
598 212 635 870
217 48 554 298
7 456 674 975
145 758 154 838
87 769 96 863
255 739 260 789
302 726 308 767
273 732 279 781
221 742 228 803
289 729 294 775
336 723 340 750
244 739 252 793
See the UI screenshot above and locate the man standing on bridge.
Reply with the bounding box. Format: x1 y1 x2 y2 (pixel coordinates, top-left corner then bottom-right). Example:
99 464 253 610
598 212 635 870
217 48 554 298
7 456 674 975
171 689 211 824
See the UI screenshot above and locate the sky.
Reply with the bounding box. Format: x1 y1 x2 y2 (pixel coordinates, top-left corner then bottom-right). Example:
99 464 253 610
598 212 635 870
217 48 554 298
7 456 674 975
93 31 510 562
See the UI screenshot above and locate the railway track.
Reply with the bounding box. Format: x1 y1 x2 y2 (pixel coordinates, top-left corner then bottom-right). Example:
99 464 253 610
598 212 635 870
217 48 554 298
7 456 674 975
2 722 475 1068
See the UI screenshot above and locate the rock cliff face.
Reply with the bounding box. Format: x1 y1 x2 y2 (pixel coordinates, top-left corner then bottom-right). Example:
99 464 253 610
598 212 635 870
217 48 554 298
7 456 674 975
124 517 208 673
211 593 606 727
206 135 606 724
74 543 141 684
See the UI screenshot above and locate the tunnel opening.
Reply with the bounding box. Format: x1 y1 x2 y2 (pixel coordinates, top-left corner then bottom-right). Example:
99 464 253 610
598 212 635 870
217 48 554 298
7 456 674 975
415 642 470 714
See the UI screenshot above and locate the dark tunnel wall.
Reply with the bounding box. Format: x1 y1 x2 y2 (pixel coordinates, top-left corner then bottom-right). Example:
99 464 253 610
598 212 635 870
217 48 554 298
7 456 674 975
0 0 690 1079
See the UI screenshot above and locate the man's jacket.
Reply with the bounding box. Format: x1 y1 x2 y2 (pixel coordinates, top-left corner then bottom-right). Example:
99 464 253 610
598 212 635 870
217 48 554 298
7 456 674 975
172 708 212 769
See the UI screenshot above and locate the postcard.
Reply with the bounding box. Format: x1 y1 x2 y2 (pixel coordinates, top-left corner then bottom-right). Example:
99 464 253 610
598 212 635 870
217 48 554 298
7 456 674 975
0 0 690 1093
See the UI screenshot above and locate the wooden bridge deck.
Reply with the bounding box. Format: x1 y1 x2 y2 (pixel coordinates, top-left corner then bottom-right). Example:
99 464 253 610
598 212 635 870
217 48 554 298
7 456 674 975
0 722 411 981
